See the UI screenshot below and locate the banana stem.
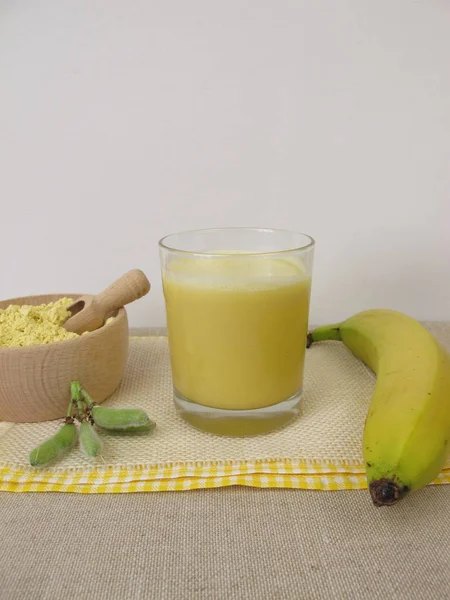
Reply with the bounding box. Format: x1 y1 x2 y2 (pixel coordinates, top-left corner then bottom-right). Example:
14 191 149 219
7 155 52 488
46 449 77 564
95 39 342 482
307 324 342 348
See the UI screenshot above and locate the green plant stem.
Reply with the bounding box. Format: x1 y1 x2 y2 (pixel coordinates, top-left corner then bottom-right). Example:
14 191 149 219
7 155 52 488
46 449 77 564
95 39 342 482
80 387 94 409
76 398 86 421
70 381 89 421
66 398 75 418
71 381 82 401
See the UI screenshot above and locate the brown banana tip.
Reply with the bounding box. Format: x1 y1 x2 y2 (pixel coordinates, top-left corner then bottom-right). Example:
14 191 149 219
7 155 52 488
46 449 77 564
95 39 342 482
306 333 314 348
369 479 409 507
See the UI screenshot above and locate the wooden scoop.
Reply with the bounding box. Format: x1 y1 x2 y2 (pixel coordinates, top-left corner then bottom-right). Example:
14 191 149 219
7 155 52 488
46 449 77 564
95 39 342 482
64 269 151 334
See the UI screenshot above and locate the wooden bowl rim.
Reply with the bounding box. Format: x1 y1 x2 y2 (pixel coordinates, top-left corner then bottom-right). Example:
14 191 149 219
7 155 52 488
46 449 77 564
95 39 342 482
0 293 127 354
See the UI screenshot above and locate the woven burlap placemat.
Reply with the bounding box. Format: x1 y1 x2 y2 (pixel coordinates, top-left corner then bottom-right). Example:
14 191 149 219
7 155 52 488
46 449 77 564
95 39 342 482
1 330 449 493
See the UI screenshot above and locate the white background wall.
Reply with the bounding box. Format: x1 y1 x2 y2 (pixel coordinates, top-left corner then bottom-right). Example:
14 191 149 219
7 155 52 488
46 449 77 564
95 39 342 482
1 1 449 327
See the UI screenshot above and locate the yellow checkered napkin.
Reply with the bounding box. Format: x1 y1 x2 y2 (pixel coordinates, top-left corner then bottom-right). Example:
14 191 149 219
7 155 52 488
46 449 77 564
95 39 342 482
0 337 449 493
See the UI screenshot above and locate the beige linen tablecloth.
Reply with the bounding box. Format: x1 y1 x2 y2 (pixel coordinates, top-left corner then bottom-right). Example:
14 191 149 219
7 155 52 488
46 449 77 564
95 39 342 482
1 486 449 599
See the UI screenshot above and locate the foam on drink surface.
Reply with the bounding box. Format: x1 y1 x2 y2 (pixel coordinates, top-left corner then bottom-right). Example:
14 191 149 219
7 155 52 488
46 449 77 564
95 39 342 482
165 254 309 291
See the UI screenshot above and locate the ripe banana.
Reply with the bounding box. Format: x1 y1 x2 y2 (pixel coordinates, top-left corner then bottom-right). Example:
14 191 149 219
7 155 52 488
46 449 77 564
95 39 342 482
307 309 450 506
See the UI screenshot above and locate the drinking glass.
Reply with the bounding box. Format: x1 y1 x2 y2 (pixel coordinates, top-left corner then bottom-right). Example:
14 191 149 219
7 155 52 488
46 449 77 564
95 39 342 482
159 228 315 436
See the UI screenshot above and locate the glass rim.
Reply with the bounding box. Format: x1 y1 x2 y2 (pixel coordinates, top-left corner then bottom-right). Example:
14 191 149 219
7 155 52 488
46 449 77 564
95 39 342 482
158 227 315 257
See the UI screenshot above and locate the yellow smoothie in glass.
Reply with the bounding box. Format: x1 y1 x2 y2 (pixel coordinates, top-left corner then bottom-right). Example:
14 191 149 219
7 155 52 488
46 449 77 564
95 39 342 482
163 255 311 411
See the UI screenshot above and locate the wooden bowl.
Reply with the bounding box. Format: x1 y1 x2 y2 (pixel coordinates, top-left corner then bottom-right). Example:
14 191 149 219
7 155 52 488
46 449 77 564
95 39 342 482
0 294 129 423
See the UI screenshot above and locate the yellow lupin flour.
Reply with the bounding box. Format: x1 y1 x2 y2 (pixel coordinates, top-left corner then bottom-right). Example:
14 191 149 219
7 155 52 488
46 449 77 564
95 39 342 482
0 298 78 348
